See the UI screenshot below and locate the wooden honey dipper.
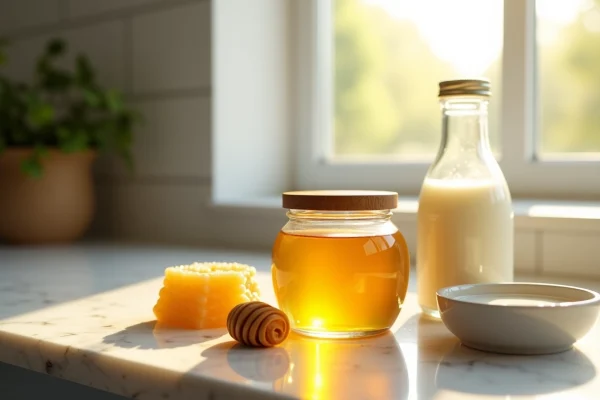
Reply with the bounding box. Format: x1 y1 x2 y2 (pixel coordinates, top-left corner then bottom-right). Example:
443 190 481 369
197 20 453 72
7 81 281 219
227 302 290 347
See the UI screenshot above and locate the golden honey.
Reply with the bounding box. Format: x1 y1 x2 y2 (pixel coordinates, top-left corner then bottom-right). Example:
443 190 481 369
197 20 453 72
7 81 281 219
272 230 409 337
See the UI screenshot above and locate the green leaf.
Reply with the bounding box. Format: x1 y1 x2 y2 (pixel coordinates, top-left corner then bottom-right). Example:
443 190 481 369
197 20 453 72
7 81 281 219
9 128 27 144
115 121 133 148
58 128 88 153
69 102 86 118
36 146 48 158
122 149 134 171
41 70 71 91
0 38 8 66
57 126 70 141
20 156 43 178
75 55 95 86
83 88 101 107
47 38 66 57
105 89 124 112
36 56 49 76
27 102 54 128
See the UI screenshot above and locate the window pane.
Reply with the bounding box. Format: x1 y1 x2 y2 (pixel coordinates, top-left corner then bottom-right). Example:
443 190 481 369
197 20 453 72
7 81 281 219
332 0 503 159
537 0 600 156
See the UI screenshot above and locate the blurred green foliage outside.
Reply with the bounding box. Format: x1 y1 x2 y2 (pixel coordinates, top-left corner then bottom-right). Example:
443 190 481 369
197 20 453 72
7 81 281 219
333 0 600 157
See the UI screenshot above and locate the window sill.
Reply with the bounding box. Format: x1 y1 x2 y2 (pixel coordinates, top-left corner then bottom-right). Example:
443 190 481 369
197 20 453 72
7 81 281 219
213 196 600 229
394 198 600 232
210 197 600 278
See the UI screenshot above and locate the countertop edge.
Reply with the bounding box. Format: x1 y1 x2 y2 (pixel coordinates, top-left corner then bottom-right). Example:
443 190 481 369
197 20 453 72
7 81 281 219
0 330 293 400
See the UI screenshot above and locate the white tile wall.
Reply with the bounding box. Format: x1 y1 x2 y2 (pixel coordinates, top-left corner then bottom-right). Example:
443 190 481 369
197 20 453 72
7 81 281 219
132 2 211 93
3 21 126 91
131 96 211 177
67 0 162 19
542 232 600 277
95 96 211 177
208 205 286 249
94 182 212 244
64 21 127 91
0 0 60 34
2 35 48 83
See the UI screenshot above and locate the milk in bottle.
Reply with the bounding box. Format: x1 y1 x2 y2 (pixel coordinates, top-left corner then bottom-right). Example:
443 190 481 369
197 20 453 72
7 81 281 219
417 79 513 318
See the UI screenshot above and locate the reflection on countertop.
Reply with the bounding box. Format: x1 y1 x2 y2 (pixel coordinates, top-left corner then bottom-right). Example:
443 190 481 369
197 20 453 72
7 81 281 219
0 243 599 400
193 332 408 399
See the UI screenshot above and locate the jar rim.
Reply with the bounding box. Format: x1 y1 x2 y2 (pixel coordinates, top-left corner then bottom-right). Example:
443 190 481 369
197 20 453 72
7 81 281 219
282 190 398 211
287 210 392 221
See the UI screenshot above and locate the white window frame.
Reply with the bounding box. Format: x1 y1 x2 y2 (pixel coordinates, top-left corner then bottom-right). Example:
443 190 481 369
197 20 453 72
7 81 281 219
295 0 600 198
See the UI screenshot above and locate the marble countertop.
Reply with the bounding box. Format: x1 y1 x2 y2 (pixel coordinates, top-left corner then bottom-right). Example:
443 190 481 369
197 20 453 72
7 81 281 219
0 243 599 400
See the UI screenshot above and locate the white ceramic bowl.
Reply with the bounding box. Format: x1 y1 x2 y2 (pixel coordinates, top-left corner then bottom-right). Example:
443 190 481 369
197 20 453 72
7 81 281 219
437 283 600 355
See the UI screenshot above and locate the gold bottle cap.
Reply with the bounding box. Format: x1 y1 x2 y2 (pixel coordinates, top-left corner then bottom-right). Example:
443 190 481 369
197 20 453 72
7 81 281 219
439 79 491 97
282 190 398 211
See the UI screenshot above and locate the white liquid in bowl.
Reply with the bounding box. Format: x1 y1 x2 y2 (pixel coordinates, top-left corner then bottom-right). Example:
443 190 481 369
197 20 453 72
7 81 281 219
454 294 570 306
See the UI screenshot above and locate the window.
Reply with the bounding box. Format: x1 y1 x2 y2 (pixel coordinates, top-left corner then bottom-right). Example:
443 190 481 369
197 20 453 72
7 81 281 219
537 0 600 157
332 0 503 158
296 0 600 198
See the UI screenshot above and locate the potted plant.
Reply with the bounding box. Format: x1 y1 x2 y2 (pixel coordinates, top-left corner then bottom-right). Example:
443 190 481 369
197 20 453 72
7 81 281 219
0 38 138 244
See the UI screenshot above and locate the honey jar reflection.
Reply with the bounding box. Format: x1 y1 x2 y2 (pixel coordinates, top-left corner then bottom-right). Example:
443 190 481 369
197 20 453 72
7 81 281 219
274 332 408 399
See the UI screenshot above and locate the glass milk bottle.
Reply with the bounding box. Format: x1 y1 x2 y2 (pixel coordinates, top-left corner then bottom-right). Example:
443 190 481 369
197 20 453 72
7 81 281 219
417 79 514 318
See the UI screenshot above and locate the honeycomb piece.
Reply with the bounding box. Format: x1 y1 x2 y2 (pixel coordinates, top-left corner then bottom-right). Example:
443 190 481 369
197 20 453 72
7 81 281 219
153 262 260 329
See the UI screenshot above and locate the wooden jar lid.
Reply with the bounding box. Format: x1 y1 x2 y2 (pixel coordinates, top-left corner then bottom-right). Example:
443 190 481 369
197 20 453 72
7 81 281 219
282 190 398 211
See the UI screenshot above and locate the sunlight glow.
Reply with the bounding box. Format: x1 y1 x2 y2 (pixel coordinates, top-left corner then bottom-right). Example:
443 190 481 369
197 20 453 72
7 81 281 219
312 343 323 399
363 0 502 76
537 0 588 24
399 343 418 400
537 0 589 44
363 0 585 75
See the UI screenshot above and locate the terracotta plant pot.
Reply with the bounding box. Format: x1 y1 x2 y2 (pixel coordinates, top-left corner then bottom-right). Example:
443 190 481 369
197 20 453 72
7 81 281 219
0 148 97 244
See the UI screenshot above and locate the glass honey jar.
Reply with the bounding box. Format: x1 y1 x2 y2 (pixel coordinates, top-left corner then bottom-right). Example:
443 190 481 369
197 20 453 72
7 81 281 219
272 191 410 338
